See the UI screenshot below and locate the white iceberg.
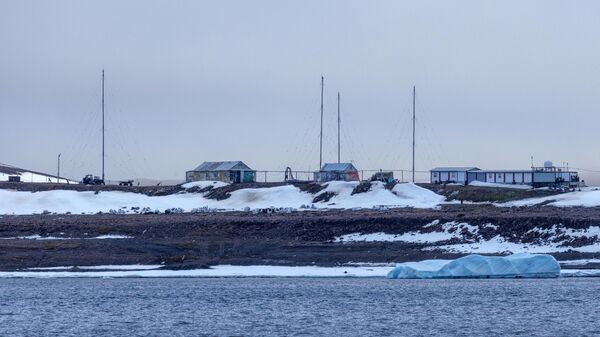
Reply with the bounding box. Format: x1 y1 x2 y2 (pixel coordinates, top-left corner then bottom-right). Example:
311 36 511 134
387 253 560 279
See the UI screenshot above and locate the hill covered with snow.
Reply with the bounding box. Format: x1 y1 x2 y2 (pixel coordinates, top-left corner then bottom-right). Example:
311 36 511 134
0 181 445 215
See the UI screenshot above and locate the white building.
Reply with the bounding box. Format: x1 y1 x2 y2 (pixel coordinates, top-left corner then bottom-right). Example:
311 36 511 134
431 162 580 188
430 167 480 185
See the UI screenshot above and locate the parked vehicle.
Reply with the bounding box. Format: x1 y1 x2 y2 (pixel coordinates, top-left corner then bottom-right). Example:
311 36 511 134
81 174 104 185
119 180 134 186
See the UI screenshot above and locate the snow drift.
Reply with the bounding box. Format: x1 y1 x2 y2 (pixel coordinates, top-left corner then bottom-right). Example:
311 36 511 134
501 187 600 207
0 181 444 215
387 253 561 279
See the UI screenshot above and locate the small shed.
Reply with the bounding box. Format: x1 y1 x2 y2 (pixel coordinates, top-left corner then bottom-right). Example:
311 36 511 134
430 167 480 185
314 163 360 182
186 161 256 184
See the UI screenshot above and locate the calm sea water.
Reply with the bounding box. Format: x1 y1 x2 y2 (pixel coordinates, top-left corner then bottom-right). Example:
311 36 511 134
0 278 599 336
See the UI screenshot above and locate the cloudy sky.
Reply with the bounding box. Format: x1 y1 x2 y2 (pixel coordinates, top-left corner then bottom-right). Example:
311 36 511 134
1 1 599 183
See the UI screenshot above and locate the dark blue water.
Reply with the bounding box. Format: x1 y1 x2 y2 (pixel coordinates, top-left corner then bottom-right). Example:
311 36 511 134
0 278 599 336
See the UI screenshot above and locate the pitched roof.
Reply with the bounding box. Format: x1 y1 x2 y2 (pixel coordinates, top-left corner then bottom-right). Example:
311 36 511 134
430 167 480 172
192 161 253 171
320 163 358 172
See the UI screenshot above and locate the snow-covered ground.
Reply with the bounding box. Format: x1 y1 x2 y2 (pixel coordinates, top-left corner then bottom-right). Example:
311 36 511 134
335 221 483 243
0 181 444 215
181 181 229 189
0 265 395 278
0 234 132 240
335 221 600 254
433 232 600 254
559 259 600 266
0 263 597 278
27 265 163 271
501 187 600 207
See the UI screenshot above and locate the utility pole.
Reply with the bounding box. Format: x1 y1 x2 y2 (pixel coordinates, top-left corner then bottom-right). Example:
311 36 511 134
337 91 341 164
319 75 324 169
57 153 61 183
412 85 416 183
102 69 105 182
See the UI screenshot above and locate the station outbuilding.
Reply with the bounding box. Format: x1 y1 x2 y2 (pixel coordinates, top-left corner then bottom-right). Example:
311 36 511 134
314 163 360 182
430 162 580 188
186 161 256 184
430 167 480 185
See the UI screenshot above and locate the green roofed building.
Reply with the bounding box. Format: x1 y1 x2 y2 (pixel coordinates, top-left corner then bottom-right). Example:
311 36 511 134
186 161 256 184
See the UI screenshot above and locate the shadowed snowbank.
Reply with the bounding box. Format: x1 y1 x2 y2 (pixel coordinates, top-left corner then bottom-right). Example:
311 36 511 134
0 181 444 215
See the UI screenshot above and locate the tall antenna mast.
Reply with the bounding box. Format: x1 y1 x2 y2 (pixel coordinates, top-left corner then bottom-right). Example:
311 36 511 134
337 91 341 164
412 85 416 183
319 75 324 169
102 69 105 182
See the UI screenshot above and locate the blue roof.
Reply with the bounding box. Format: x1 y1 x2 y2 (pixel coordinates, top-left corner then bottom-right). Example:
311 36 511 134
320 163 358 172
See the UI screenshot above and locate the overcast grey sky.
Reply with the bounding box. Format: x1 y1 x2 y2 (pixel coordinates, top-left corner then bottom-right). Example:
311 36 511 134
1 0 600 182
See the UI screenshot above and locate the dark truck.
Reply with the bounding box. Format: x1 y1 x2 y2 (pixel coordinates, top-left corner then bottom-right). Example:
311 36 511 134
119 180 134 186
81 174 105 185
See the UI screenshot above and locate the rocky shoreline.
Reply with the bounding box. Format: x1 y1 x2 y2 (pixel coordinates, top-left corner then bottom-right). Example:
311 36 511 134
1 204 600 271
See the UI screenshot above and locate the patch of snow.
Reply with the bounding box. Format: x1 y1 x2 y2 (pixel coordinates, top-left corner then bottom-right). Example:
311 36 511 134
469 181 532 190
0 265 396 278
560 269 600 277
431 235 600 254
559 259 600 266
0 234 132 240
334 221 600 254
181 181 228 189
336 231 457 243
2 263 596 278
224 185 314 209
92 235 133 239
27 265 162 271
335 221 480 243
0 235 69 240
501 187 600 207
391 183 446 208
388 254 560 279
525 225 600 239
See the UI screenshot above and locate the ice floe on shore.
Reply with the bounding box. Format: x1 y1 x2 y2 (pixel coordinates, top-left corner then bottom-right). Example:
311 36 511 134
387 254 561 279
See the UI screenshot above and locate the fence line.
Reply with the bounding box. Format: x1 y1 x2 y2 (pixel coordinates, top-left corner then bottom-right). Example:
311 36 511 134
253 169 431 183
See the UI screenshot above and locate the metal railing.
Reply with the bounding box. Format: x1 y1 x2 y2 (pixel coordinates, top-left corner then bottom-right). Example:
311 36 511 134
253 169 431 183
